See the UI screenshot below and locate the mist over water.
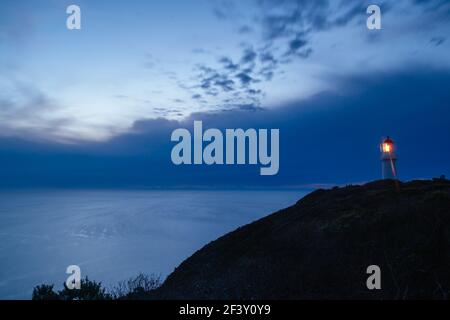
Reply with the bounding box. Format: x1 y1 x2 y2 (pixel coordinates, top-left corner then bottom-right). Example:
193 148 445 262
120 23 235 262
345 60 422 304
0 190 307 299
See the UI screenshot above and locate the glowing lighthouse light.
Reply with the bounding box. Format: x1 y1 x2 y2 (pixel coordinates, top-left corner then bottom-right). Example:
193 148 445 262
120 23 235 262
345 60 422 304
380 136 397 180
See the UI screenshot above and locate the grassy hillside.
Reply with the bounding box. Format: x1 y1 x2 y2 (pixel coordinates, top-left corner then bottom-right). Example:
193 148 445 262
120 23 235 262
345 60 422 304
155 179 450 299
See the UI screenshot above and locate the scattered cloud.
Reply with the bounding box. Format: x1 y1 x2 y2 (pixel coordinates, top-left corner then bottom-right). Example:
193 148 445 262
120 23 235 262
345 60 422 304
430 36 446 46
240 47 257 64
237 25 253 34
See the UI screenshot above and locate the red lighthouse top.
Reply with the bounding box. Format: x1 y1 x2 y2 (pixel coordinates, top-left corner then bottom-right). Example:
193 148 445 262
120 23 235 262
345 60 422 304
381 136 394 153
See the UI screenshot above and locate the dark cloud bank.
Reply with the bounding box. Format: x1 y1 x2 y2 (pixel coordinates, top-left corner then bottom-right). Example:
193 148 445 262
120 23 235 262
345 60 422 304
0 69 449 189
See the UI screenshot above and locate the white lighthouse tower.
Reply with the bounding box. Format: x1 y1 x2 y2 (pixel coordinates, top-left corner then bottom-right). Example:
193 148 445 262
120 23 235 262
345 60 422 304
380 136 397 179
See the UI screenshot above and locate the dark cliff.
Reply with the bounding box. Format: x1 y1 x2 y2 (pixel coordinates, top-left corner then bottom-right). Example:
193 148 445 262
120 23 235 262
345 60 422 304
155 179 450 299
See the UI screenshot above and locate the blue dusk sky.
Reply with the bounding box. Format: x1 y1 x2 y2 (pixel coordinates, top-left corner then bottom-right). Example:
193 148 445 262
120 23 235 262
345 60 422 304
0 0 449 188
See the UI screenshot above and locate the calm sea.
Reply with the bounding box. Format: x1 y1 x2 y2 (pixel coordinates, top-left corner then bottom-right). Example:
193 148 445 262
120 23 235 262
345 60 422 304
0 189 308 299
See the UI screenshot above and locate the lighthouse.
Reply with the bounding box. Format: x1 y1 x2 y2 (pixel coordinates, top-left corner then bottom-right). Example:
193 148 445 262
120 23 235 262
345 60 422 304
380 136 397 179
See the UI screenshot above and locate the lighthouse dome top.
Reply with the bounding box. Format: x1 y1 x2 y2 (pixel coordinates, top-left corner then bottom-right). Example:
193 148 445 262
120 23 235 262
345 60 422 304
383 136 394 144
381 136 395 153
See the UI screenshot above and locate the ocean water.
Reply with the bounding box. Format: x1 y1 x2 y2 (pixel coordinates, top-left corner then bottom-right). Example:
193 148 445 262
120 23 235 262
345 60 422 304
0 189 307 299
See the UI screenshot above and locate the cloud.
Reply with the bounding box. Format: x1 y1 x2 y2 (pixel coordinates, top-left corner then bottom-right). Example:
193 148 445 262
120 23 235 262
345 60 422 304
258 0 365 39
259 0 327 39
237 25 253 34
190 47 267 110
237 103 265 112
288 38 307 51
284 36 312 58
214 78 235 92
236 72 253 86
430 36 446 46
414 0 450 15
0 81 77 142
259 50 277 64
240 47 257 64
218 56 239 71
252 0 367 62
212 0 239 20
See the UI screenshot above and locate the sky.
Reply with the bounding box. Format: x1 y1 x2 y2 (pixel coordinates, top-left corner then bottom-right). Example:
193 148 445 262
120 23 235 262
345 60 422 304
0 0 449 188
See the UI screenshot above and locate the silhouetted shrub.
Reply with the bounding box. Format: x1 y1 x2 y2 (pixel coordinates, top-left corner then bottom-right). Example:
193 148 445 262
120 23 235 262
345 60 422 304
32 273 161 300
111 273 161 299
58 277 112 300
32 284 59 300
